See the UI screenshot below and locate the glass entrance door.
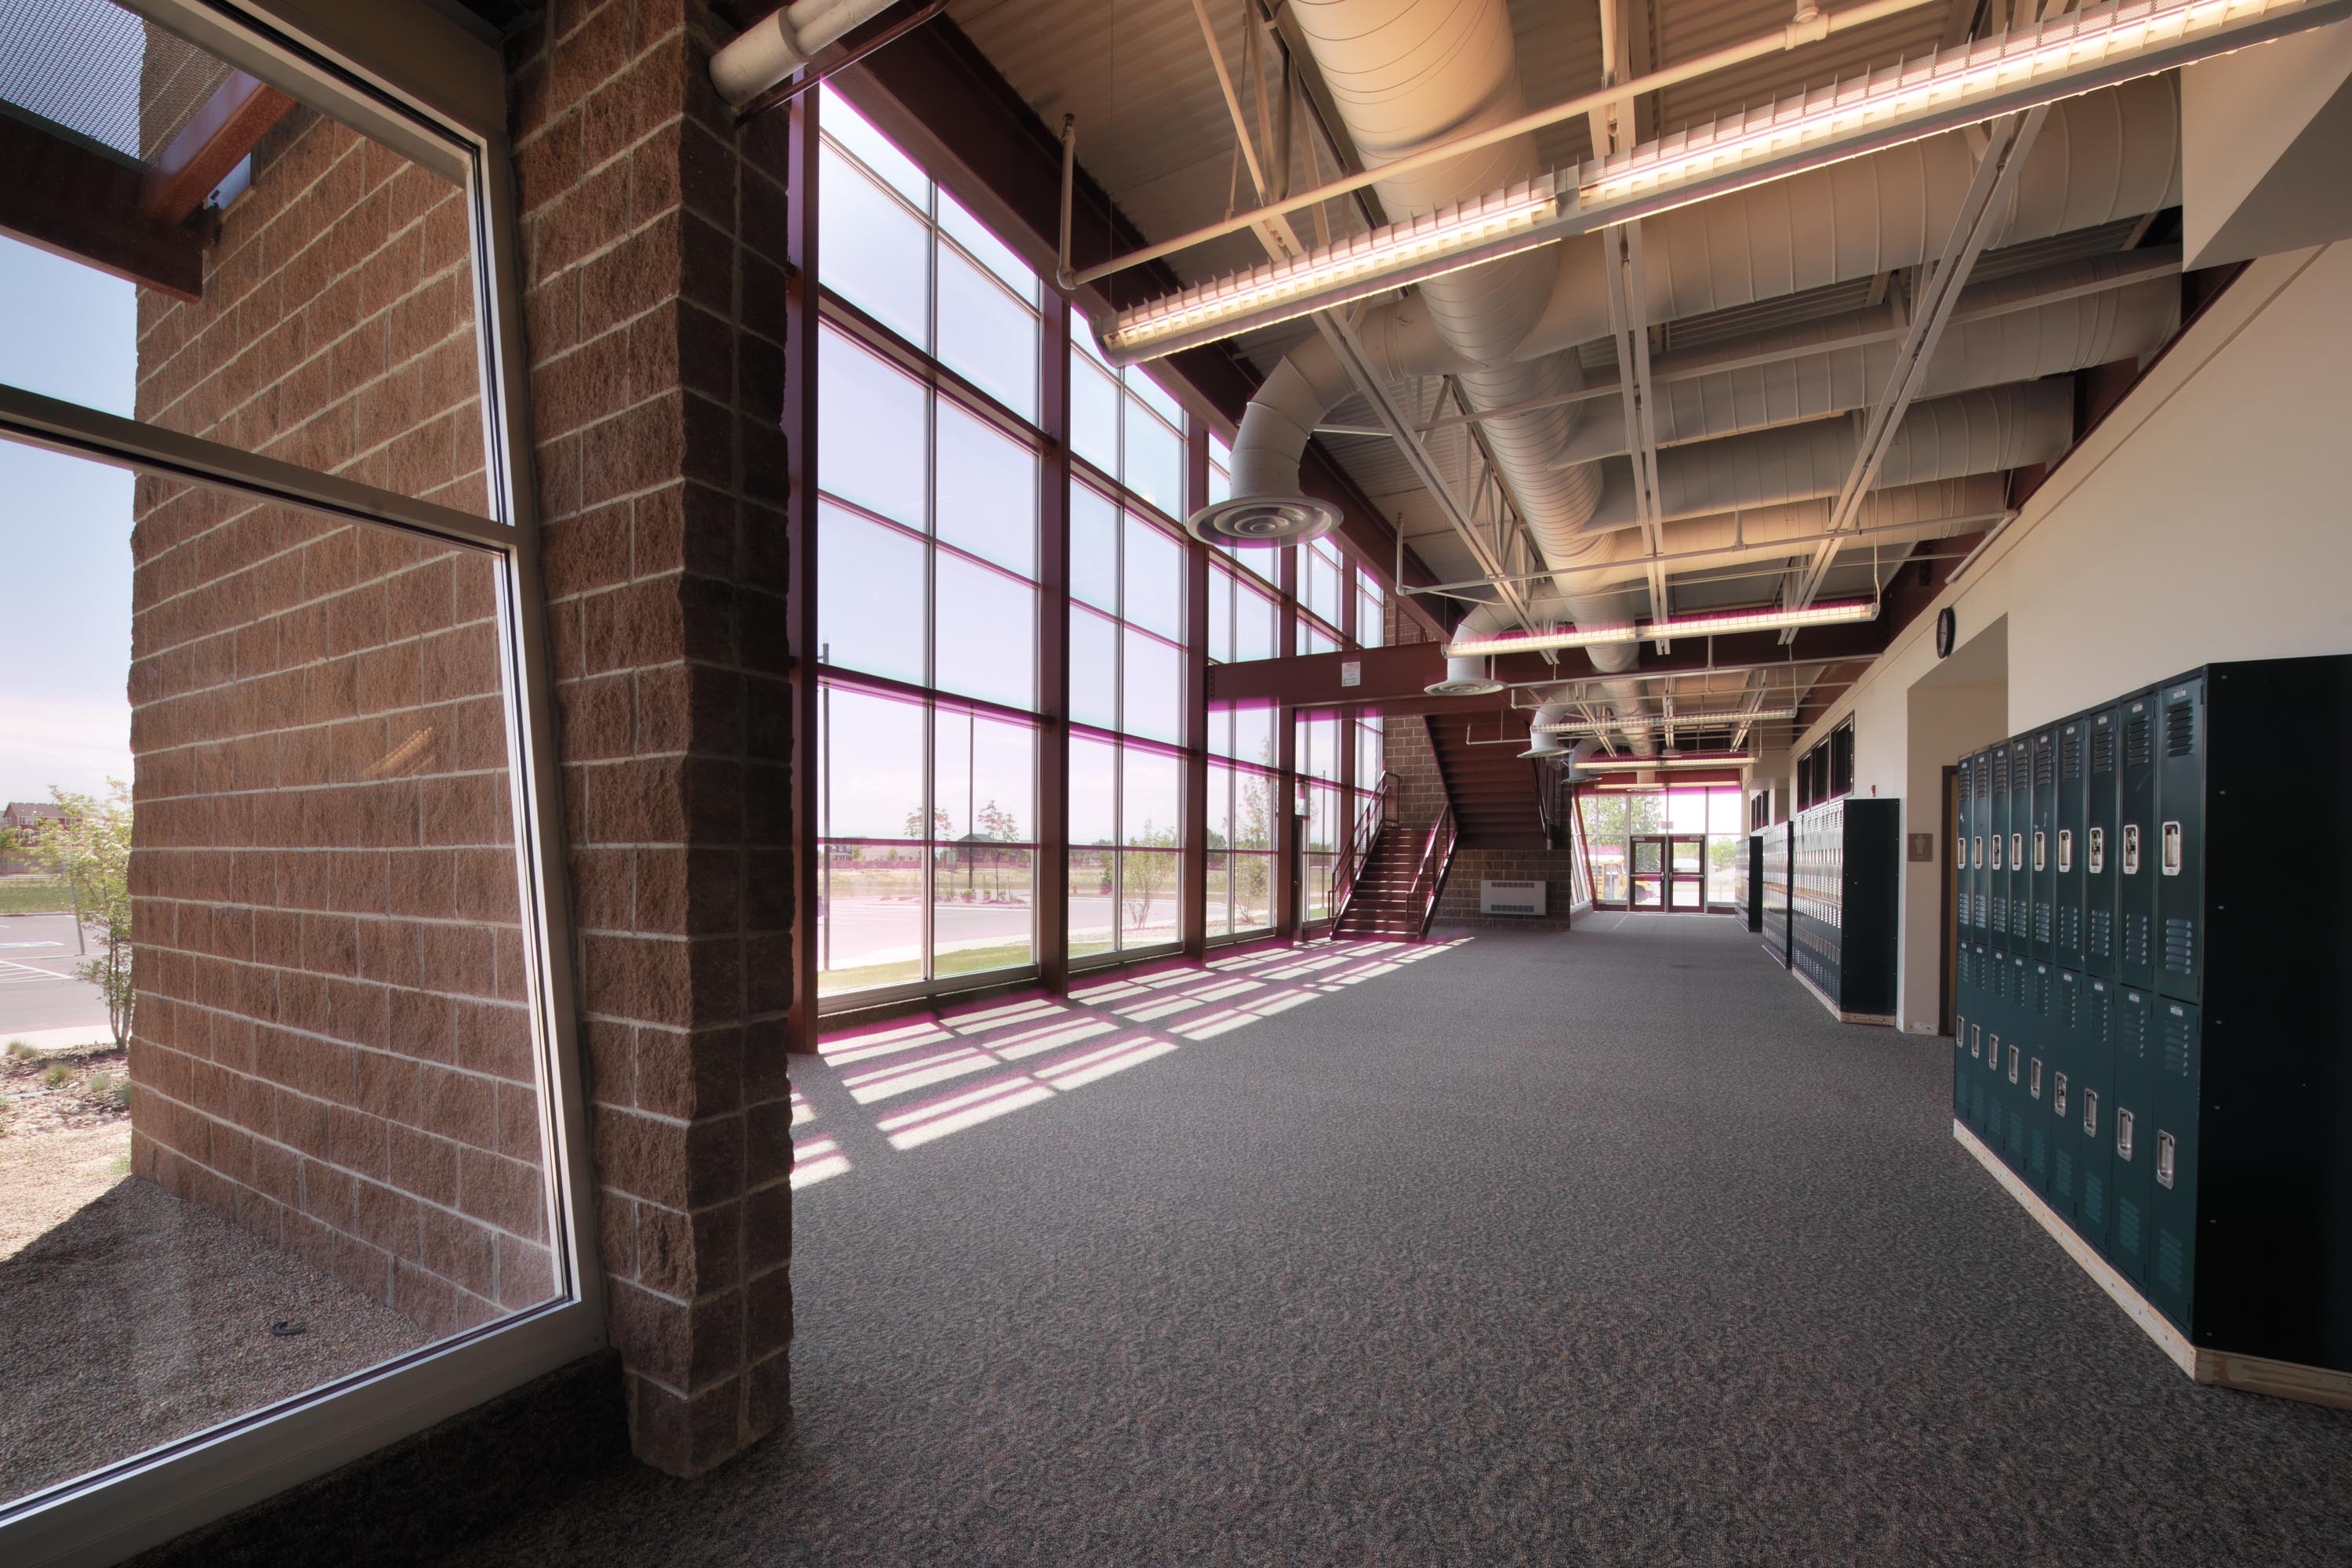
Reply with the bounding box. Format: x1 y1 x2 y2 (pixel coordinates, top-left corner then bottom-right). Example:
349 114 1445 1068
1631 836 1665 908
1669 835 1706 909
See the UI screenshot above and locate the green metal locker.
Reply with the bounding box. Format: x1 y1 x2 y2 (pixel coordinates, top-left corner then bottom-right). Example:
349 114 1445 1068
2117 690 2158 989
2030 728 2057 964
2148 997 2201 1330
2005 951 2032 1173
2009 737 2034 957
1967 942 1994 1138
1972 748 1993 944
2022 959 2056 1194
2049 967 2082 1220
2107 985 2158 1282
2154 677 2205 1004
2084 706 2120 979
1956 750 1976 947
1987 742 2011 955
2074 975 2116 1253
2055 717 2088 972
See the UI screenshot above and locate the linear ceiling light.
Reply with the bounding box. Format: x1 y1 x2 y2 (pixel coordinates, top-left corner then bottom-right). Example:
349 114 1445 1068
1578 0 2348 224
1581 753 1756 771
1541 706 1798 733
1100 175 1579 363
1641 600 1878 640
1445 619 1639 659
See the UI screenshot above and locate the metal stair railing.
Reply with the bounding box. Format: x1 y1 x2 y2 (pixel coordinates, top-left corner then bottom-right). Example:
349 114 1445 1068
1329 769 1397 933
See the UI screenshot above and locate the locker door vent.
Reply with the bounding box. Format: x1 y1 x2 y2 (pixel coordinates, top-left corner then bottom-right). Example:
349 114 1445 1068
1993 752 2009 791
2157 1231 2186 1294
2165 702 2197 758
2060 728 2082 778
2125 713 2151 767
2036 904 2052 942
2125 913 2150 966
2091 725 2115 773
2161 1011 2194 1076
2055 1148 2074 1200
2060 906 2079 949
2117 1199 2143 1257
2089 908 2112 960
2034 745 2055 787
2118 1003 2147 1061
2162 919 2194 978
2083 1171 2107 1225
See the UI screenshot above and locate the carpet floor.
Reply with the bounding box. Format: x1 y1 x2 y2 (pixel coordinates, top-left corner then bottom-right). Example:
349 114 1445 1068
448 916 2352 1566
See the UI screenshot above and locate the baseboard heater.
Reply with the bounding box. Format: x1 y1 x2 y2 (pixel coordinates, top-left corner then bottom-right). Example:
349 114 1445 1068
1479 879 1545 916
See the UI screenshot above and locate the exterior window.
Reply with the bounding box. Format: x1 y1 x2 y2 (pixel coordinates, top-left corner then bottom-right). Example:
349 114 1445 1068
1069 325 1185 517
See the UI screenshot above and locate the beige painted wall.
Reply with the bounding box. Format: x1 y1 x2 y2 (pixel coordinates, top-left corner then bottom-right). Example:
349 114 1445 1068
1790 241 2352 1029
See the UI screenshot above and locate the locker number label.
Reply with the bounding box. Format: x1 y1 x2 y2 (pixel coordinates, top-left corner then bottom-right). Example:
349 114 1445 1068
2122 823 2140 876
2057 829 2072 873
2087 827 2104 874
2161 821 2183 877
2034 830 2046 872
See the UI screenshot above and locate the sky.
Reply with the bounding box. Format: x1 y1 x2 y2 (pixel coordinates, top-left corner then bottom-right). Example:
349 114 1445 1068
0 235 139 806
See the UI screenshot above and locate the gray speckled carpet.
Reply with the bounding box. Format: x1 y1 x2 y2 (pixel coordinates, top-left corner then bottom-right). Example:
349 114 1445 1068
448 916 2352 1566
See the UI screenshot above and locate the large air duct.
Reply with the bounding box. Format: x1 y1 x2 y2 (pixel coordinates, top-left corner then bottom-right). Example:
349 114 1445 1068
1203 55 2183 652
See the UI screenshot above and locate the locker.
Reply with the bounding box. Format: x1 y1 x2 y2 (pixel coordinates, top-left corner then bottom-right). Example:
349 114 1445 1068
2106 985 2157 1283
2147 998 2200 1330
2049 968 2082 1219
2084 706 2120 978
2116 689 2158 990
1971 749 1993 938
2021 960 2056 1194
2073 976 2115 1254
1966 942 1994 1138
2054 717 2089 972
2008 738 2034 955
1955 751 1976 946
2004 951 2032 1173
2030 728 2057 964
2154 677 2205 1003
1987 743 2010 953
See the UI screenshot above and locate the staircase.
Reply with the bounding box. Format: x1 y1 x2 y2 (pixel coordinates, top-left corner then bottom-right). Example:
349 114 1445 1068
1333 827 1432 940
1427 714 1553 849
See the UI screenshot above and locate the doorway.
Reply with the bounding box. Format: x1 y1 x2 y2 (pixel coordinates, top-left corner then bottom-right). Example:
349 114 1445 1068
1631 834 1706 910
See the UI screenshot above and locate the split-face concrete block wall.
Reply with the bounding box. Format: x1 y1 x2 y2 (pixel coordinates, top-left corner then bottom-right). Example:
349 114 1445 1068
125 0 797 1478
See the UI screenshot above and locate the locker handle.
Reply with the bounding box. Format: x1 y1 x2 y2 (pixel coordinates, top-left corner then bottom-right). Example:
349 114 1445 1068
2122 823 2140 876
2161 821 2183 877
2156 1131 2176 1189
2088 827 2104 874
2057 829 2072 873
2117 1108 2136 1163
2053 1072 2068 1117
2083 1090 2099 1136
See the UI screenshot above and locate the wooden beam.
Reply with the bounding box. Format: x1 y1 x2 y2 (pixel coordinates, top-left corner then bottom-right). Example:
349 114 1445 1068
0 111 201 299
140 71 294 226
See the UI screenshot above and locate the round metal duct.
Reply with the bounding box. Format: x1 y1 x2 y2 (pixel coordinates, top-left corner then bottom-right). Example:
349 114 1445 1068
1185 495 1341 546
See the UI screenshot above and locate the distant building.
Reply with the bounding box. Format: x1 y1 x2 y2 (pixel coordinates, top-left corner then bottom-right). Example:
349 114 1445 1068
1 800 69 875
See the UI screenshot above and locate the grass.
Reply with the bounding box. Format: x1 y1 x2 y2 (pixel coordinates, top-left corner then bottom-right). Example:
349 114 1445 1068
818 939 1040 997
42 1064 72 1089
0 877 74 916
5 1040 35 1062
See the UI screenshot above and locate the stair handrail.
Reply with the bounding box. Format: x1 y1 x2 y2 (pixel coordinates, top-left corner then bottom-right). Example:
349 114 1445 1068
1408 800 1454 938
1329 768 1398 931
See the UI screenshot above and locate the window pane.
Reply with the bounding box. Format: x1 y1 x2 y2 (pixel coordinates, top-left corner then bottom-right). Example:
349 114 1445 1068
1358 585 1385 648
1122 514 1183 641
1069 736 1116 846
934 709 1034 842
937 247 1038 423
1232 706 1274 771
817 503 926 685
1069 485 1119 612
1130 368 1185 427
935 402 1035 576
1236 582 1276 662
932 846 1033 979
1069 608 1118 731
818 685 927 838
1207 568 1232 662
819 841 924 995
1668 789 1708 833
1305 715 1339 782
1204 851 1232 938
935 554 1035 710
1231 851 1274 931
1117 851 1181 948
1708 787 1743 836
1068 849 1114 958
1122 407 1183 516
1233 769 1276 850
821 84 928 205
1070 352 1119 475
0 463 557 1508
938 190 1037 300
1120 630 1181 745
818 328 927 528
817 145 929 349
1122 748 1179 847
1207 460 1231 507
1306 545 1342 624
1301 622 1336 656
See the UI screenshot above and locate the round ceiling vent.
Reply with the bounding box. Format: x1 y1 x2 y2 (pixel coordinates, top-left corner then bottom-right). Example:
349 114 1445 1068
1424 673 1505 697
1519 739 1570 760
1186 495 1341 547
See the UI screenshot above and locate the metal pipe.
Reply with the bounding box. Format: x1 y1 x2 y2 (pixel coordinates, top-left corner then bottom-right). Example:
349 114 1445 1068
1069 0 1945 287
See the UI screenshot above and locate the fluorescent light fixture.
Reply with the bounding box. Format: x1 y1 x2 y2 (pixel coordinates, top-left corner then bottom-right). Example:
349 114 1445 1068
1641 600 1877 641
1580 752 1755 771
1578 0 2348 224
1099 175 1577 364
1592 782 1668 793
1446 620 1639 659
1541 706 1798 733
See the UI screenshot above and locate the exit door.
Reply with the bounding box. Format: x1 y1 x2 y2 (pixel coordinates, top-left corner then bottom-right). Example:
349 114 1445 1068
1632 835 1707 910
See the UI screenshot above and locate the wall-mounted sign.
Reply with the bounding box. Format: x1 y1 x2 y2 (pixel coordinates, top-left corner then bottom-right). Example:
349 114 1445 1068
1340 660 1361 688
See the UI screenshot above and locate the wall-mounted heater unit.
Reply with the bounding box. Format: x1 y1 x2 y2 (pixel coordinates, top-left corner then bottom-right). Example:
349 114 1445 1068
1480 880 1547 916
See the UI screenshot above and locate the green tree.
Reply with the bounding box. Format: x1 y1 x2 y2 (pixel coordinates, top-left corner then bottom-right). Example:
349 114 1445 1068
1122 818 1180 933
3 782 134 1050
902 806 953 840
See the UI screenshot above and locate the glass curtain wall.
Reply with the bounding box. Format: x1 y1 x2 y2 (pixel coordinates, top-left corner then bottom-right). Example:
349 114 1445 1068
814 88 1046 999
1067 326 1192 961
1573 786 1748 910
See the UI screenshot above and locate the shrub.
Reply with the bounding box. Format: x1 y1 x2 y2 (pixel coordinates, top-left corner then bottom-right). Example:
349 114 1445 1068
42 1063 72 1088
5 1039 34 1060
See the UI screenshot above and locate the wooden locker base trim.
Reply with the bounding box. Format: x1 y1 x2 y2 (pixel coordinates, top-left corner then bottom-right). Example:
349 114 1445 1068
1953 1119 2352 1409
1794 967 1895 1026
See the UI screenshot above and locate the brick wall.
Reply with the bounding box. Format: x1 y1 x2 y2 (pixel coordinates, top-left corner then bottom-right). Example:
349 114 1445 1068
124 0 797 1479
508 0 795 1475
1383 711 1582 931
128 107 543 1338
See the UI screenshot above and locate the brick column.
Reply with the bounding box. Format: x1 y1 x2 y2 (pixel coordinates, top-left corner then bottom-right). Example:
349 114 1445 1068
508 0 793 1475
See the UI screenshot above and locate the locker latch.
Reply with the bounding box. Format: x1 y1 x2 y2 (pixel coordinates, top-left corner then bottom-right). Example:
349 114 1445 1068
2029 1058 2042 1100
2156 1131 2176 1189
2088 826 2104 874
1972 836 1983 869
2122 823 2140 875
1971 1025 1982 1060
2083 1090 2099 1137
1991 836 2004 870
2053 1073 2068 1117
2010 833 2023 871
2007 1044 2020 1085
2057 829 2072 873
2117 1108 2136 1163
2161 821 2182 877
2034 831 2045 872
